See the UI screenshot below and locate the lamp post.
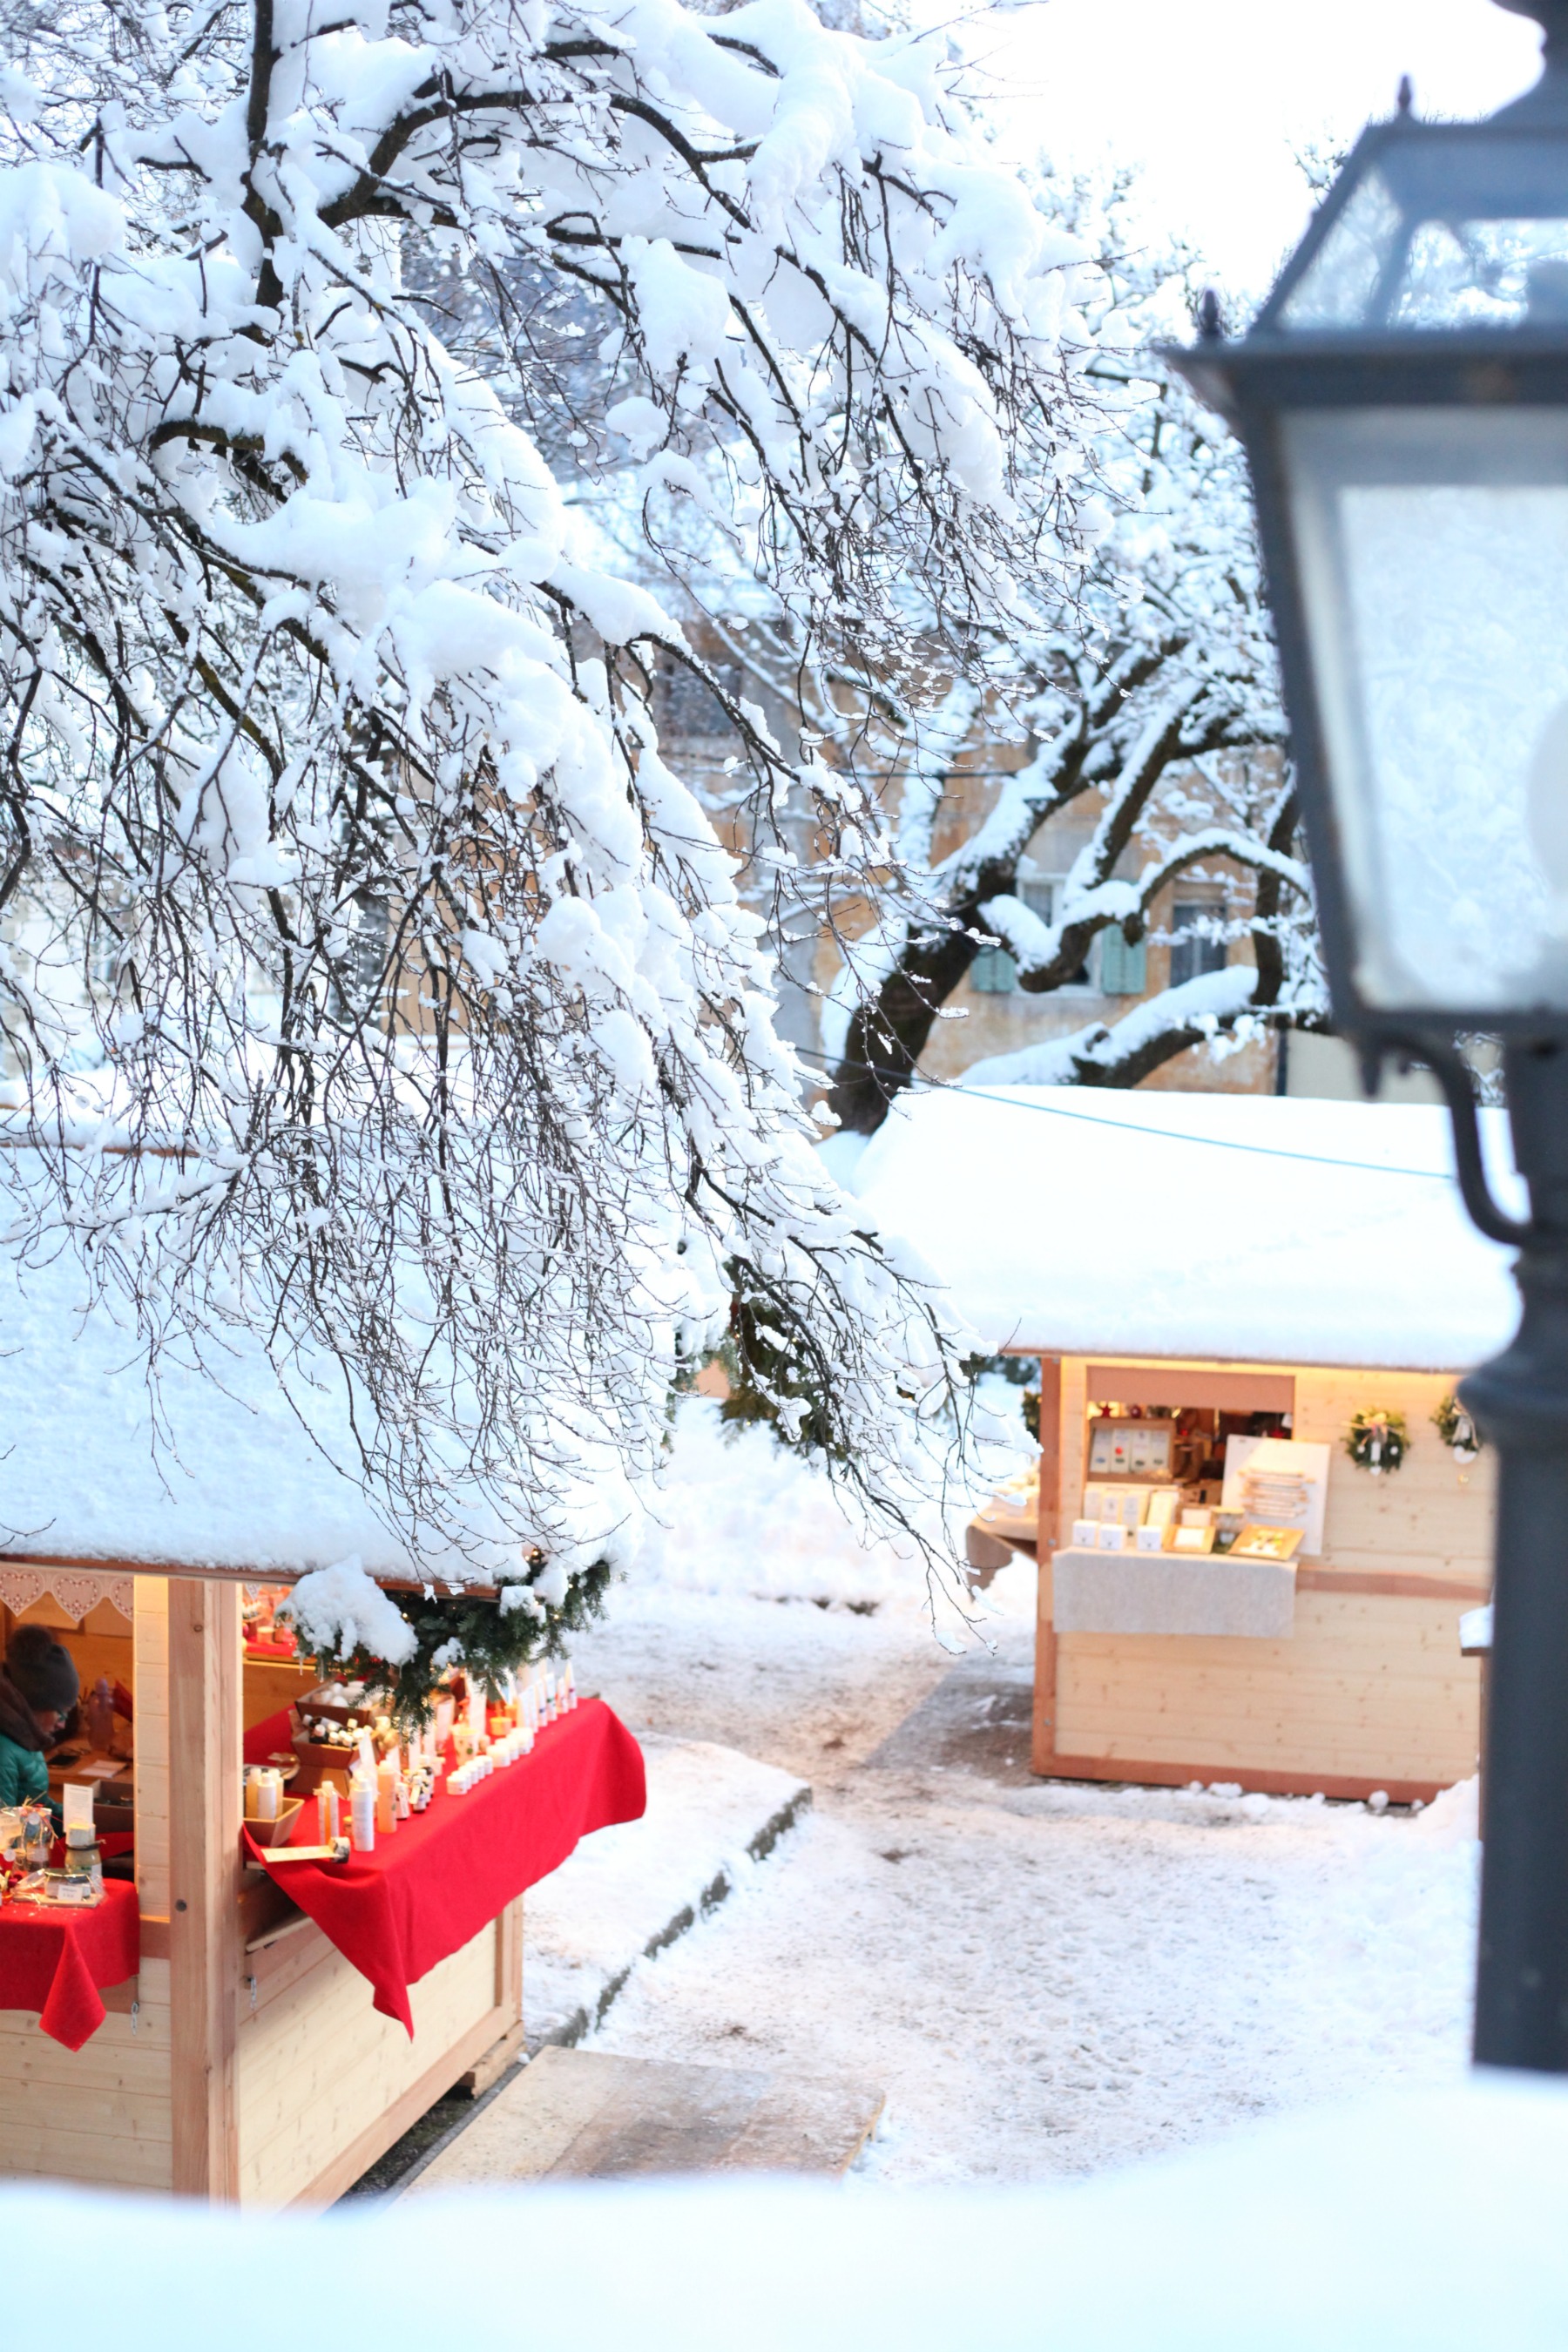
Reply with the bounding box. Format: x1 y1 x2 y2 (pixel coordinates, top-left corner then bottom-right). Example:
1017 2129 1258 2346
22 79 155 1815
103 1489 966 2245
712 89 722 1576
1166 0 1568 2072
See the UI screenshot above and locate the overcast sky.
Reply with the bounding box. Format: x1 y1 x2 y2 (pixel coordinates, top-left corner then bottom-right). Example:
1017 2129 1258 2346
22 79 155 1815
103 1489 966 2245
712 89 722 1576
978 0 1544 297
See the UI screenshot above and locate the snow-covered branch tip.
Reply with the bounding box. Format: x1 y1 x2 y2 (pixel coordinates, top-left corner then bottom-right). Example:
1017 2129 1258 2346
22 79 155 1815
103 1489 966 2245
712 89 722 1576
0 0 1096 1619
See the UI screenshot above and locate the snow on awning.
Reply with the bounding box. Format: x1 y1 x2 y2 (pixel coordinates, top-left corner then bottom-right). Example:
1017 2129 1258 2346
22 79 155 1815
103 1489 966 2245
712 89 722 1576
0 1238 504 1582
844 1085 1522 1373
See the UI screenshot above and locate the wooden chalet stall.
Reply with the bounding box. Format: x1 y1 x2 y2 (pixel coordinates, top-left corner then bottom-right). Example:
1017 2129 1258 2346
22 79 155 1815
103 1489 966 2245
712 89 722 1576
0 1254 641 2201
851 1084 1520 1802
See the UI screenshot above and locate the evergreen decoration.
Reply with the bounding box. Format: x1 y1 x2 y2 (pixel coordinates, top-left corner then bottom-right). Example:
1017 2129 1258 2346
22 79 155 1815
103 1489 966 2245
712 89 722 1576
1023 1389 1042 1446
1345 1408 1409 1477
1433 1394 1483 1464
299 1562 612 1734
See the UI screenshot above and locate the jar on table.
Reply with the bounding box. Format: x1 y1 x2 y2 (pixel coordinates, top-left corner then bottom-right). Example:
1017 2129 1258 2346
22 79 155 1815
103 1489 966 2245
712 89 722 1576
19 1805 52 1870
63 1825 102 1897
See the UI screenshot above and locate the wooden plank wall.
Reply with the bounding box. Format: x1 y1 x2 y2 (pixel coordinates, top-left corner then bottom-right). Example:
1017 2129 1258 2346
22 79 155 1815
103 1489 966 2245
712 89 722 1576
241 1654 317 1732
1293 1367 1495 1577
1056 1588 1483 1792
1042 1358 1490 1794
237 1919 507 2206
0 1963 173 2190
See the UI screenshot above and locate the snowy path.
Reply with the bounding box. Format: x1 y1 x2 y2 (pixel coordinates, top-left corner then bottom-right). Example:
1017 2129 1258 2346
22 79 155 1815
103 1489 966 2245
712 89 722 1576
569 1584 1479 2185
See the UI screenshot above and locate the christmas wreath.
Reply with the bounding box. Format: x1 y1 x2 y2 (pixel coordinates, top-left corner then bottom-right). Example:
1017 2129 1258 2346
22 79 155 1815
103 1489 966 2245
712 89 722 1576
1432 1393 1483 1464
293 1563 612 1734
1344 1407 1409 1475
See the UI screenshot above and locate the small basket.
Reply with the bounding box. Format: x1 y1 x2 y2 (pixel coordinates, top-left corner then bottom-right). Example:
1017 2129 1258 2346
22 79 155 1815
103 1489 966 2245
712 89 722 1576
245 1795 306 1848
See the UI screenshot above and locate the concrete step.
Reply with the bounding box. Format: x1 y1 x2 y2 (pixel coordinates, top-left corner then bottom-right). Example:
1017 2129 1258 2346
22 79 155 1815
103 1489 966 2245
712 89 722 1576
524 1734 812 2049
862 1637 1036 1785
402 2045 884 2189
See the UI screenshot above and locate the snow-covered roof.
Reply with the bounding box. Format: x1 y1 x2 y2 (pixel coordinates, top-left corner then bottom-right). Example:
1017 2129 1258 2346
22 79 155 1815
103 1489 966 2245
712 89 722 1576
0 1239 489 1580
844 1085 1521 1372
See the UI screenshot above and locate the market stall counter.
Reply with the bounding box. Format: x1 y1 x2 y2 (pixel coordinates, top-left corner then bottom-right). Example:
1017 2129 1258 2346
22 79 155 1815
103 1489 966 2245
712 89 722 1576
0 1572 651 2205
245 1698 644 2032
0 1878 139 2050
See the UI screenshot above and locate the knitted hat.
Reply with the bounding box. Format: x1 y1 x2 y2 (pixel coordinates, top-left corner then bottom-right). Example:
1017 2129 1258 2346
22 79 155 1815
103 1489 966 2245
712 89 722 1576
6 1625 79 1719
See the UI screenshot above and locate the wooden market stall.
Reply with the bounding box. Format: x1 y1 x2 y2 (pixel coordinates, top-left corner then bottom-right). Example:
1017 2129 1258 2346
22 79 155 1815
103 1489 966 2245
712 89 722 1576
0 1255 643 2202
850 1082 1521 1802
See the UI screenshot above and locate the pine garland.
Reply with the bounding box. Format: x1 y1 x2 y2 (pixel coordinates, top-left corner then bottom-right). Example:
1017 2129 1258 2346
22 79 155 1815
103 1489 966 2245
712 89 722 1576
1433 1393 1483 1463
304 1563 612 1733
1344 1407 1409 1476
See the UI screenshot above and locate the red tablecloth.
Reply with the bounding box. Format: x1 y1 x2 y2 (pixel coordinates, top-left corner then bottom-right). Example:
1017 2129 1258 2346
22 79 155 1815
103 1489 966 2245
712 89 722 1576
0 1880 141 2050
247 1696 645 2033
243 1706 299 1766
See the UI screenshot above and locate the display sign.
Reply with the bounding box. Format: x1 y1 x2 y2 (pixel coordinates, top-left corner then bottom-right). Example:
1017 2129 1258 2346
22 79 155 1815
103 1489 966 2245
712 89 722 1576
1087 1421 1174 1477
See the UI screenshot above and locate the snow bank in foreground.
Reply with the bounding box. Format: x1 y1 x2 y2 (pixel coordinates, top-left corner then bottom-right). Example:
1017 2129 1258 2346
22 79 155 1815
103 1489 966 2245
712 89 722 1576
8 2073 1568 2348
637 1395 1031 1611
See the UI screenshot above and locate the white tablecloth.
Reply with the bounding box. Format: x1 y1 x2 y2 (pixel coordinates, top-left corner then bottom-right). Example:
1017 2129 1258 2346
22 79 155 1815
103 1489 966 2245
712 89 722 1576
1051 1546 1296 1639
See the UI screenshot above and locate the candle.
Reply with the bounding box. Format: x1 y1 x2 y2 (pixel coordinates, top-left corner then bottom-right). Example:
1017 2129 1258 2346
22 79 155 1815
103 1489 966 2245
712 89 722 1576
349 1780 375 1852
315 1783 340 1844
376 1755 398 1835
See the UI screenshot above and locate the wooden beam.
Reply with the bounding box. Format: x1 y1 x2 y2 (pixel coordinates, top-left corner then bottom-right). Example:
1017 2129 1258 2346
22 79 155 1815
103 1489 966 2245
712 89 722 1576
0 1552 509 1602
1086 1364 1296 1413
169 1578 242 2201
1034 1358 1087 1775
497 1893 524 2025
1044 1753 1450 1805
1031 1355 1062 1775
1035 1356 1063 1555
1295 1568 1490 1602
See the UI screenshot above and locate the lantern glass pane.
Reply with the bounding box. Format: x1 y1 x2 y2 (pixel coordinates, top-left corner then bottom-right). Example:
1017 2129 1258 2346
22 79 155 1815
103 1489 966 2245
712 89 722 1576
1286 407 1568 1012
1279 172 1402 329
1391 217 1568 326
1268 132 1568 332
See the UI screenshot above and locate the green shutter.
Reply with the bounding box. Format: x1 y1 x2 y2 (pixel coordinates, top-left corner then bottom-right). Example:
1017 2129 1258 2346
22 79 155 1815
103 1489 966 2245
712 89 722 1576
970 945 1018 994
1100 924 1146 996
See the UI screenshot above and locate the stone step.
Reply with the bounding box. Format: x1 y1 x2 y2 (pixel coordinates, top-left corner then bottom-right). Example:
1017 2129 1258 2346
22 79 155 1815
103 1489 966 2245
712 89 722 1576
524 1734 811 2050
402 2045 885 2189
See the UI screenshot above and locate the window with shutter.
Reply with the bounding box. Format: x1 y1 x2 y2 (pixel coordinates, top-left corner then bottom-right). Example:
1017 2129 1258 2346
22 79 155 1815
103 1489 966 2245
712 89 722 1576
1100 923 1146 996
970 945 1018 993
967 877 1095 994
1170 902 1227 989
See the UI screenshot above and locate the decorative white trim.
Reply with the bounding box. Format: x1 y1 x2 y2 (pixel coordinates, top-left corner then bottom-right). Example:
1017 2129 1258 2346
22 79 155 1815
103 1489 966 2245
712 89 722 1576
0 1566 134 1622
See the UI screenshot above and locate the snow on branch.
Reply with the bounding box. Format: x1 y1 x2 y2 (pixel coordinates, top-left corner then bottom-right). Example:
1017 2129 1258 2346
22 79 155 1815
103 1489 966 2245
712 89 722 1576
822 213 1323 1138
961 965 1261 1091
0 0 1092 1615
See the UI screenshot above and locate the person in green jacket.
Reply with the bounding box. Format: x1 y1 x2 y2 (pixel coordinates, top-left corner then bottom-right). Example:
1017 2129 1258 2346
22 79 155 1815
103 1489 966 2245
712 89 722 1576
0 1625 79 1812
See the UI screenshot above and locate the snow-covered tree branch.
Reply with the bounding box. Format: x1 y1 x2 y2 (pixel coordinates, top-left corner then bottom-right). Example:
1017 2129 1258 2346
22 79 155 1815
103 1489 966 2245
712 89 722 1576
0 0 1097 1617
821 212 1328 1133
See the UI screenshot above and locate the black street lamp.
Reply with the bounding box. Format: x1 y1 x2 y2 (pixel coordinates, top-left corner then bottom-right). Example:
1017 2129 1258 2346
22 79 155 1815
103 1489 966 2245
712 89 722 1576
1166 0 1568 2072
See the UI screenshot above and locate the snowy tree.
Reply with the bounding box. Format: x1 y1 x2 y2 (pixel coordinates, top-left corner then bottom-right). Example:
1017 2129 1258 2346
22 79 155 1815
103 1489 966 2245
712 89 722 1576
820 226 1326 1135
0 0 1099 1613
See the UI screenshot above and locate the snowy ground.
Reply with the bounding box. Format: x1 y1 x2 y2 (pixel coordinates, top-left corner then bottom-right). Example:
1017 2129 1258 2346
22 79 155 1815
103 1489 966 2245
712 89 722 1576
559 1403 1481 2186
